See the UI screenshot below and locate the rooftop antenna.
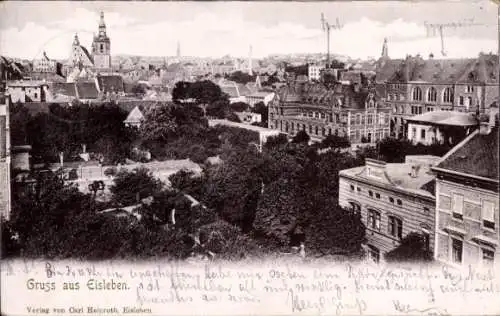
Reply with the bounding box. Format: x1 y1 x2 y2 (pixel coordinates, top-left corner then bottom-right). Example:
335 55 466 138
424 19 480 57
321 13 343 67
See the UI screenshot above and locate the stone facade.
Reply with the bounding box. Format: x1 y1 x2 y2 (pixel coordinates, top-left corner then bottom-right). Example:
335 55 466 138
432 122 499 267
339 157 438 263
268 82 391 143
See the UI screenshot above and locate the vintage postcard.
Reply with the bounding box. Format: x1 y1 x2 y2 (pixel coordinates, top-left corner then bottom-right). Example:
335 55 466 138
1 0 499 315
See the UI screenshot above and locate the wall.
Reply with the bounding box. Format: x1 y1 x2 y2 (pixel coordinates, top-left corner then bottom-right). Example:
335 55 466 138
435 178 499 266
339 173 435 262
407 123 444 145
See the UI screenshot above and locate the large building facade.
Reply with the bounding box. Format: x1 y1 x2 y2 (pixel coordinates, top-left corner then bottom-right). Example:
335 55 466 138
432 115 499 267
376 52 498 139
339 156 439 263
268 81 391 143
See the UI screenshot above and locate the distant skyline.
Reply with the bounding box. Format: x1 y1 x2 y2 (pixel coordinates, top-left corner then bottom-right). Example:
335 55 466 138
0 1 498 61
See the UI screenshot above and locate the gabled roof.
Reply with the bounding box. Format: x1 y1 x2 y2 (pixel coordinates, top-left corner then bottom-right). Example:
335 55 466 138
124 106 145 124
75 82 99 99
455 53 498 85
435 127 499 181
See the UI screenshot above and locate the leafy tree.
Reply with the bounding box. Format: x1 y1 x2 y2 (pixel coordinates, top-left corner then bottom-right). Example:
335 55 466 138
292 130 310 144
385 232 433 262
252 102 268 124
264 134 288 150
172 81 191 103
228 71 255 85
110 167 163 206
230 102 250 112
140 104 178 142
320 134 351 151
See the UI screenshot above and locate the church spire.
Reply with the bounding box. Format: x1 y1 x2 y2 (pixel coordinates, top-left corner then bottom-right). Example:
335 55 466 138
98 11 107 37
99 11 106 27
381 37 389 59
73 33 80 46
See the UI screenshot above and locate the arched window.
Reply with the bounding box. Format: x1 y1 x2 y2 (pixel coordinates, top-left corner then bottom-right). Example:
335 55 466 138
367 209 381 231
427 87 437 102
412 87 423 101
443 87 454 103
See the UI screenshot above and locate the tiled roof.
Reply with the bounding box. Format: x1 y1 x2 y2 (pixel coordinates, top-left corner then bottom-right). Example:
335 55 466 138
97 75 125 93
435 127 499 181
51 82 77 97
455 53 499 85
236 84 252 96
375 59 404 83
75 82 99 99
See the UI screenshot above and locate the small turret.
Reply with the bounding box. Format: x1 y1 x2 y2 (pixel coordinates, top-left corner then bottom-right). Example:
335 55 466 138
73 33 80 46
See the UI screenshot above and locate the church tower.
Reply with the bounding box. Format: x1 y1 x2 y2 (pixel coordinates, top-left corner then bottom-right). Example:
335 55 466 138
381 37 389 59
92 11 111 70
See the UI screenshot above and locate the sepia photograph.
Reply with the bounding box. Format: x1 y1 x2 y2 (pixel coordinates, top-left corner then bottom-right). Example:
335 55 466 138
0 0 499 315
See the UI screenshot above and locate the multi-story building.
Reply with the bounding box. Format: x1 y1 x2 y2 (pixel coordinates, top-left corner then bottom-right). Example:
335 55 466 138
376 51 498 139
33 51 61 73
308 64 325 81
268 81 391 143
406 110 478 146
6 80 49 103
0 90 11 220
339 155 440 263
432 112 499 267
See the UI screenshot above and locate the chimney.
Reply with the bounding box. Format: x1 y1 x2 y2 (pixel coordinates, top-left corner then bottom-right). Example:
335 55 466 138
410 165 421 178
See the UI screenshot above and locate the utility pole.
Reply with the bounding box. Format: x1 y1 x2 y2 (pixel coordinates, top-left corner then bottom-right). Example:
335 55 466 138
321 13 343 67
424 19 481 57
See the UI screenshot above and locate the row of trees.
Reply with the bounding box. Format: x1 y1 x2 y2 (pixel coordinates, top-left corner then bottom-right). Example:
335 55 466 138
10 102 138 165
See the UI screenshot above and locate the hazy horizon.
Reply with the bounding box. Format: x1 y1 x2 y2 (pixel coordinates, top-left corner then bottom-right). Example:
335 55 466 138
0 1 498 61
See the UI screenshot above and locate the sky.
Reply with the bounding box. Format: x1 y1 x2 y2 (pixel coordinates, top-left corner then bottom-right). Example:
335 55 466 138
0 0 498 61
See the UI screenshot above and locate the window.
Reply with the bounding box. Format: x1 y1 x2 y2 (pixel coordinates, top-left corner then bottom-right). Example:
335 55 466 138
482 200 495 230
389 197 394 203
427 87 437 102
368 245 380 263
369 190 374 197
397 199 402 206
420 129 426 140
100 43 104 52
466 85 474 93
375 193 381 199
356 114 361 125
388 216 403 239
452 193 464 220
451 238 463 264
367 210 381 231
443 87 454 103
315 126 318 135
412 87 422 101
422 232 430 251
367 114 373 125
349 202 361 214
357 187 362 193
482 249 494 266
309 125 312 134
350 184 355 191
459 96 464 105
423 207 430 214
